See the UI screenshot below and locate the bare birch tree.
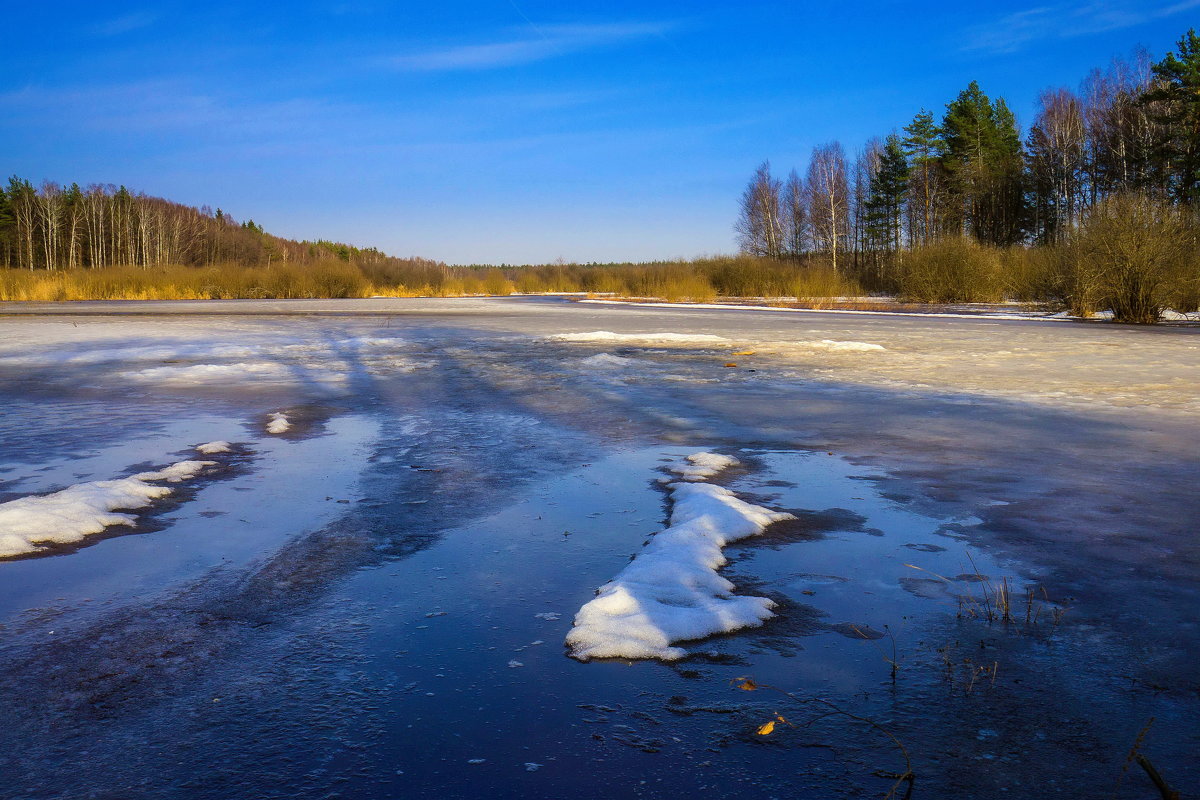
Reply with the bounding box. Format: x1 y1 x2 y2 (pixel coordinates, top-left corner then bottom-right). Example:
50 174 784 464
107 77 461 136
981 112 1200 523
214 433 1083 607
781 169 808 259
806 142 850 272
735 161 783 258
1028 88 1086 242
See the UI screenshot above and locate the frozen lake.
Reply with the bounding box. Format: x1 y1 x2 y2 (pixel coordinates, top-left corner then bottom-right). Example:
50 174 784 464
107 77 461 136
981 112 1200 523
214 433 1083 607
1 297 1197 798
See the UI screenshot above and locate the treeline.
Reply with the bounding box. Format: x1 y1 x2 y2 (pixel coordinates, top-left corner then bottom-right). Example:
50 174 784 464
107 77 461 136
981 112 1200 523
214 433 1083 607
0 178 437 274
736 30 1200 320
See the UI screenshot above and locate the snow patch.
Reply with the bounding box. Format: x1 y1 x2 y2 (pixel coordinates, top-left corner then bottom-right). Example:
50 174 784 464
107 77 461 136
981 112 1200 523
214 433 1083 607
0 343 263 367
801 339 886 352
123 362 348 384
566 458 793 662
266 413 291 434
0 459 218 558
196 441 232 454
550 331 729 345
136 460 216 483
666 452 739 481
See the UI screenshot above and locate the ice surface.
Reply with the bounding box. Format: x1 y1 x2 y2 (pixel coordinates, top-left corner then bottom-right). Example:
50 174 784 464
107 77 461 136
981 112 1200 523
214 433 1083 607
550 331 729 345
266 413 291 434
0 459 217 557
124 362 345 385
0 329 420 392
0 335 409 368
579 353 636 369
566 454 793 661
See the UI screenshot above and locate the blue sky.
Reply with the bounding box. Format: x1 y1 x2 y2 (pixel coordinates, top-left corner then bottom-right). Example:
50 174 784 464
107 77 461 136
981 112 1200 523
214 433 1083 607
2 1 1195 264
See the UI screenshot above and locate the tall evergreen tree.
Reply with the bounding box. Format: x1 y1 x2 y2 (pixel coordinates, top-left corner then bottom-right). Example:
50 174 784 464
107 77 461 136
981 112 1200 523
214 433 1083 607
1147 29 1200 203
942 82 1026 245
0 181 12 267
902 110 947 245
866 133 910 258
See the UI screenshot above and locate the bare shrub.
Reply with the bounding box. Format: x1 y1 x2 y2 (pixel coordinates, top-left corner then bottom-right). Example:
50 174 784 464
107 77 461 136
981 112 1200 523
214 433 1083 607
1067 194 1192 323
789 266 861 304
482 268 516 296
898 237 1003 303
658 273 716 303
999 246 1068 306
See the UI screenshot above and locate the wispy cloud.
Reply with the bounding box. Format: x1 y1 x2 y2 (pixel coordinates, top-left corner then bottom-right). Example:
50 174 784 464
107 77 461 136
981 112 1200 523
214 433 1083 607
962 0 1200 54
92 11 158 38
386 21 674 71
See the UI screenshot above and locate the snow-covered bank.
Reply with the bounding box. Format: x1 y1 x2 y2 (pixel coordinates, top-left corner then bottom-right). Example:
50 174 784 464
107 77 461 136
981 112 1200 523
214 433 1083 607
566 453 792 661
0 452 220 558
577 297 1200 324
576 298 1078 322
551 329 885 355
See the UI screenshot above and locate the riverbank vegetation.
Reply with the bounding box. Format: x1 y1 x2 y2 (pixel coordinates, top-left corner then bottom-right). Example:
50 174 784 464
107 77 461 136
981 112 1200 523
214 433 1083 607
735 30 1200 322
0 257 859 304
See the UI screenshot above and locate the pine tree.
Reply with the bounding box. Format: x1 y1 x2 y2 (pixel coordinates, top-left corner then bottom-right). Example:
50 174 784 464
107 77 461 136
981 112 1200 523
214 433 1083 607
0 181 12 267
866 134 910 257
902 110 946 245
1147 29 1200 202
942 82 1026 245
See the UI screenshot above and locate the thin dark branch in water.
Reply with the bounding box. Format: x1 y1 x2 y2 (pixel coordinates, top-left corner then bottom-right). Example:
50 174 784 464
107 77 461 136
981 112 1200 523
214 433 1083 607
1112 717 1156 799
1136 755 1181 800
734 676 914 799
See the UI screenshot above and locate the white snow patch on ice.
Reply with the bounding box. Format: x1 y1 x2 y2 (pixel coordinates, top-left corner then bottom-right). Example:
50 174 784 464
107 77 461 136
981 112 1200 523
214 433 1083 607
566 475 793 662
266 413 291 434
0 459 218 558
123 362 348 384
0 343 264 367
136 460 216 483
666 451 739 481
196 441 232 454
580 353 636 369
800 339 886 352
550 331 729 345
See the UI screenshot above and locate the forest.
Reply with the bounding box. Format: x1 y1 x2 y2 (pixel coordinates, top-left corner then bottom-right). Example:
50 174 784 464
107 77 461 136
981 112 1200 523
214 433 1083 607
735 29 1200 321
1 31 1197 322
